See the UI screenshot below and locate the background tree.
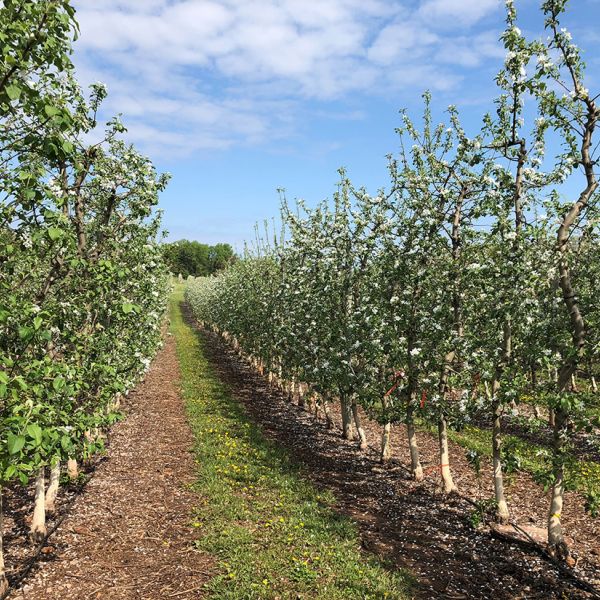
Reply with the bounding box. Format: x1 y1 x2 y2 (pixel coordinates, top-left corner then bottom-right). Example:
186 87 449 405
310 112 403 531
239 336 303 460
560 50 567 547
162 240 235 278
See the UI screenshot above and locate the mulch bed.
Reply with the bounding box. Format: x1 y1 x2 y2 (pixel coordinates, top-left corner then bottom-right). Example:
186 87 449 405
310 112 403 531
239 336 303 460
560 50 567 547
196 323 600 600
8 332 214 599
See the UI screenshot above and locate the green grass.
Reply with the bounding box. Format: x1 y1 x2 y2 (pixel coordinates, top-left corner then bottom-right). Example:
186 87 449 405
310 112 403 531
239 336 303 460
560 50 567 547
170 286 414 599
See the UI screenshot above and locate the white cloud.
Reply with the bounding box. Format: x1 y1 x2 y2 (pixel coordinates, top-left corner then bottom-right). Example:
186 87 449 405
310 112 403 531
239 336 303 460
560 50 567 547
71 0 505 158
368 19 439 65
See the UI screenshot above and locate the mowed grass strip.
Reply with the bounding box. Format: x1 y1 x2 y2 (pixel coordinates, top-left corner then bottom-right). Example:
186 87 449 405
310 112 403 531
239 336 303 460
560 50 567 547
170 288 413 599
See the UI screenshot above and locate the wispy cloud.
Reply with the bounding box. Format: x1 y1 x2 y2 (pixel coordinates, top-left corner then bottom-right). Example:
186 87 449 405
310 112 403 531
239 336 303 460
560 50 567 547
72 0 504 158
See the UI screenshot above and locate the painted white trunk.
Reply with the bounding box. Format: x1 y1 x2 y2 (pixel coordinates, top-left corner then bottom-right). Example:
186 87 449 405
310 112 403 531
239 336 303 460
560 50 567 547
30 469 47 544
310 393 319 417
570 372 578 392
592 376 598 394
380 423 392 463
45 460 61 513
493 455 510 523
0 489 8 596
295 380 304 407
548 407 569 557
67 458 78 480
492 401 509 522
341 396 354 440
484 381 492 400
438 417 457 494
323 398 335 430
407 420 423 481
548 475 565 553
351 400 367 451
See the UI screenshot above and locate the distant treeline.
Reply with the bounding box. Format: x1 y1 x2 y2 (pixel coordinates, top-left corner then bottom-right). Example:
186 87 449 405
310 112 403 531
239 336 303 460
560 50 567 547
163 240 236 277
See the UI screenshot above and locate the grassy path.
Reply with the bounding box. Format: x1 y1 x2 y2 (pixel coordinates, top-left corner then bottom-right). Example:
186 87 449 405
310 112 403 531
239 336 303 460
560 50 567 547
170 288 413 599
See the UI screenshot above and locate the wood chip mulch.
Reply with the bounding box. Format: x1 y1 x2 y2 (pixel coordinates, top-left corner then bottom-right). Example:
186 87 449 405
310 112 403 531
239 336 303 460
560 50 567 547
196 322 600 600
10 333 214 600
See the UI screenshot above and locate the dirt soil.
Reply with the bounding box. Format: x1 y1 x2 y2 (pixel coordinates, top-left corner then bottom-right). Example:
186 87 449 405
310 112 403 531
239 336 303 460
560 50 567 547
8 333 213 600
196 321 600 600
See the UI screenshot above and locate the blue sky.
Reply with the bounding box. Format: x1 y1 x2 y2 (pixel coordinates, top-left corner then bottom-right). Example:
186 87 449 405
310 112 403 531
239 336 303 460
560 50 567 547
71 0 600 250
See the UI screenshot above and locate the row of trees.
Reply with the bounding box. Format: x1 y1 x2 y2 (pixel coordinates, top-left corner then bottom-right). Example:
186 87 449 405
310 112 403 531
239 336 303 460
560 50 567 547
186 0 599 561
0 0 168 591
162 240 235 278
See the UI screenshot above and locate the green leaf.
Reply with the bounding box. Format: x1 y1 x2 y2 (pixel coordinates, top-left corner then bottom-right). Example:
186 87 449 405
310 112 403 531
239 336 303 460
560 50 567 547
18 326 32 340
4 465 17 480
61 435 72 452
6 84 21 100
62 140 74 153
44 105 61 117
26 424 43 446
0 371 8 385
121 303 134 314
53 376 65 392
48 227 62 241
33 316 43 330
7 434 25 455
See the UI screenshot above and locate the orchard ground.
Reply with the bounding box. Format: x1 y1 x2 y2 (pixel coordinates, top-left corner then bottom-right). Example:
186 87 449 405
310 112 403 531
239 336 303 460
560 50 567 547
5 287 599 599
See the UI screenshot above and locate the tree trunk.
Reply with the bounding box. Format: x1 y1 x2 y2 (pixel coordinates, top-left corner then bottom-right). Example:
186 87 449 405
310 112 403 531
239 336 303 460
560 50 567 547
438 414 457 494
380 394 393 463
67 458 78 480
484 380 492 401
30 469 47 544
0 489 8 596
570 372 578 392
351 398 367 451
296 380 305 408
548 91 597 555
45 460 61 514
490 320 511 522
340 395 354 440
548 405 568 558
381 422 392 463
492 399 510 522
406 402 423 481
530 364 537 389
437 349 458 494
322 394 335 429
311 393 319 418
